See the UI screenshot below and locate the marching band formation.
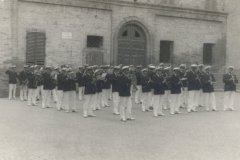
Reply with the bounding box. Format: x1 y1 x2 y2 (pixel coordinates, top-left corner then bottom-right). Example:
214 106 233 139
5 63 239 122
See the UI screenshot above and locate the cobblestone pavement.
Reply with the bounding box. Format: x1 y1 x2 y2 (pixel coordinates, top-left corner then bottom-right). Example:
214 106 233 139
0 92 240 160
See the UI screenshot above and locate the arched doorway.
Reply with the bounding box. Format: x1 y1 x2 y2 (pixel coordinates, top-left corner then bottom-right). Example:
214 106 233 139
117 24 147 66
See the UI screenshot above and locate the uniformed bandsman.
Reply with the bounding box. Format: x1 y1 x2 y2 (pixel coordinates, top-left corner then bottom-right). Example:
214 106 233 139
36 67 44 101
134 65 143 104
18 65 28 101
118 66 135 122
101 66 111 107
179 64 188 108
223 66 238 111
169 67 182 115
63 69 77 113
197 64 205 107
148 65 156 109
42 66 56 109
152 67 165 117
83 66 97 118
186 64 199 112
95 69 104 111
111 66 121 115
5 65 18 100
163 67 171 110
56 67 65 111
141 68 152 112
76 66 84 101
26 66 38 106
201 66 217 111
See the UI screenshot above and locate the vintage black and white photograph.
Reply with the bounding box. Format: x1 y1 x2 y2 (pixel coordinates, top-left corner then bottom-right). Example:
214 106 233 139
0 0 240 160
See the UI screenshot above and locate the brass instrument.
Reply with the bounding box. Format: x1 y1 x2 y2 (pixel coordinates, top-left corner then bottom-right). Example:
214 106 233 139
230 74 237 85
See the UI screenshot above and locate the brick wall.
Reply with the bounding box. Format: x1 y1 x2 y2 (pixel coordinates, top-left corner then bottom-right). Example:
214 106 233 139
0 0 14 97
0 0 228 97
18 1 112 67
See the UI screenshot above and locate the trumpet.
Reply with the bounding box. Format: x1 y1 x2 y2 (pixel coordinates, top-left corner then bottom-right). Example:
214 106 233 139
208 74 216 85
230 74 237 85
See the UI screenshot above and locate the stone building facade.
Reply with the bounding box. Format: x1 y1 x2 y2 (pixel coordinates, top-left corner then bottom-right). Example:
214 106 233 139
0 0 239 96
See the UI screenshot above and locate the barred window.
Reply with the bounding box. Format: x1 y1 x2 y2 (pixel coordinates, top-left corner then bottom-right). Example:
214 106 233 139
26 31 46 65
87 35 103 48
160 41 173 63
203 43 214 65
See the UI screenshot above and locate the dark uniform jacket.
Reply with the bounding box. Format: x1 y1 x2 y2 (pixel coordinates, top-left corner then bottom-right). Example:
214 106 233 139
201 72 215 93
96 79 103 93
102 73 111 89
18 71 28 85
179 71 188 88
152 74 165 95
170 74 182 94
57 73 65 90
196 71 204 90
118 73 131 97
5 70 18 84
111 73 119 93
141 75 152 93
223 73 238 91
63 78 77 92
83 74 96 95
135 71 142 86
42 72 56 90
186 70 200 91
76 72 84 87
163 73 171 91
36 74 43 86
27 72 37 89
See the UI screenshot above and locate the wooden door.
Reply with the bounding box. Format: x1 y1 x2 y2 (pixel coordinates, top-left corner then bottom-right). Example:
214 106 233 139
118 24 146 66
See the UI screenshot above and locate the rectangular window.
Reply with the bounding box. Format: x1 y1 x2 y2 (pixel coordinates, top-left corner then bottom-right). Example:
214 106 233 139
203 43 214 65
160 41 173 63
87 35 103 48
26 31 46 65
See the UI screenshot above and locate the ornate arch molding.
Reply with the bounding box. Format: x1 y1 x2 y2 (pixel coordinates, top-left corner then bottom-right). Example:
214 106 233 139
112 16 154 65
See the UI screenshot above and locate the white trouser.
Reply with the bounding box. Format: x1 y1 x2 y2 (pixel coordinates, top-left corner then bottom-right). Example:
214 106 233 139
8 84 17 99
141 92 151 111
36 85 43 100
108 87 112 100
153 94 164 116
187 90 196 112
180 87 188 107
92 94 98 111
42 90 52 108
150 90 154 107
163 90 170 109
83 94 95 116
170 94 181 114
198 89 204 106
52 88 58 103
194 90 201 107
224 91 236 110
119 96 132 120
56 90 64 110
78 87 84 101
63 91 76 112
102 89 109 106
20 85 28 101
96 92 102 110
27 89 37 105
203 92 216 111
112 92 120 114
135 85 142 103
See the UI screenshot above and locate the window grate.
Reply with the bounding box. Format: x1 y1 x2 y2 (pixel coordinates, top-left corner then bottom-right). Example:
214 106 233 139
87 36 103 48
26 31 46 65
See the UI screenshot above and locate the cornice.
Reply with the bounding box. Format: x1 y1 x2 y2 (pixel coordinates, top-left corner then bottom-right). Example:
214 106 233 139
18 0 227 22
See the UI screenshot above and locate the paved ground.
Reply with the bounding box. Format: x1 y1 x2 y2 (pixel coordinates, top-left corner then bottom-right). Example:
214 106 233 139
0 92 240 160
